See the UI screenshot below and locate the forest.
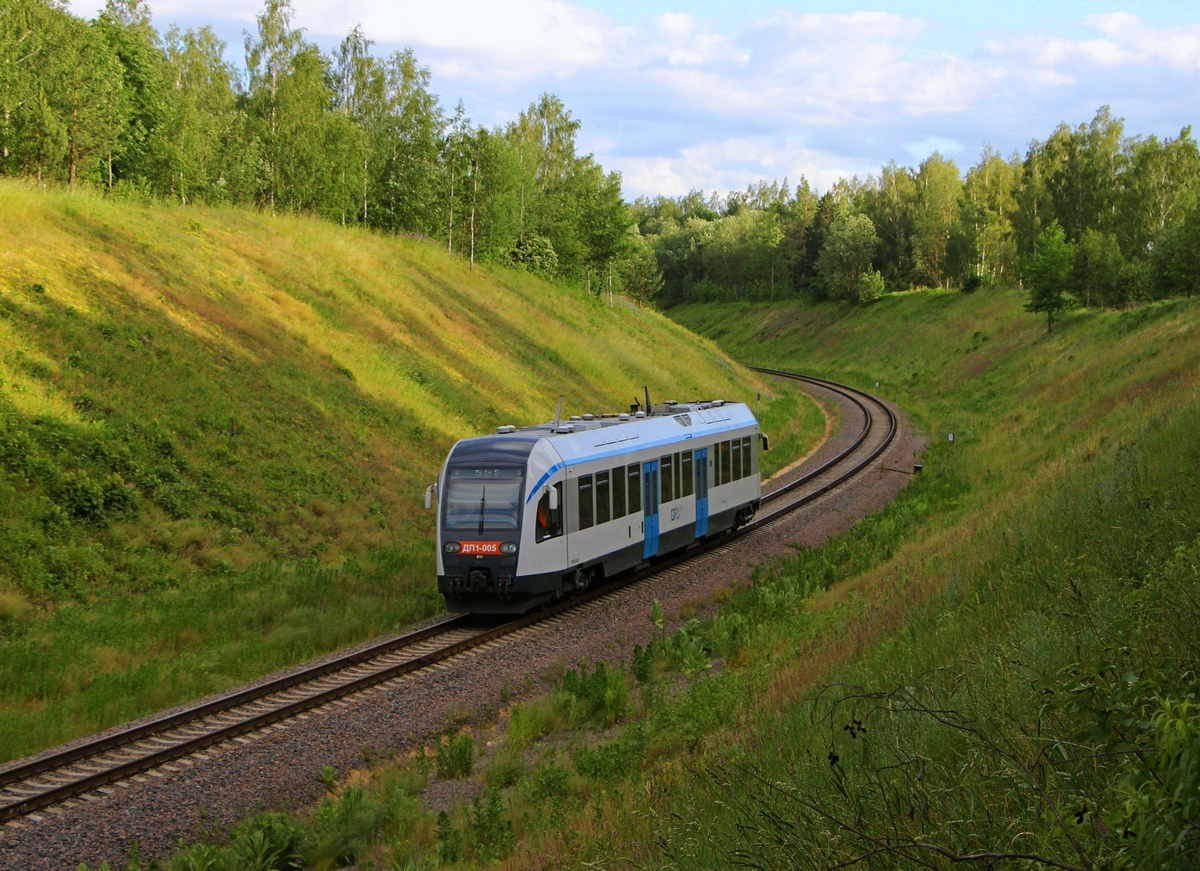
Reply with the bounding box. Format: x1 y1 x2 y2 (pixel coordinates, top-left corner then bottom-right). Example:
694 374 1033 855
3 0 1198 315
637 110 1200 310
0 0 651 292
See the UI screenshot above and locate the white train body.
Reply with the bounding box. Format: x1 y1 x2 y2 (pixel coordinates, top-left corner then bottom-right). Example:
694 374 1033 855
433 401 762 613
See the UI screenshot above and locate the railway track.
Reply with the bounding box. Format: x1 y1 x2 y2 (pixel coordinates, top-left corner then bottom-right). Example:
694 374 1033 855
0 371 896 824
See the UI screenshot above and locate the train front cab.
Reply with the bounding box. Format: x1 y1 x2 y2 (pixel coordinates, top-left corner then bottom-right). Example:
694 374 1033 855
436 435 570 613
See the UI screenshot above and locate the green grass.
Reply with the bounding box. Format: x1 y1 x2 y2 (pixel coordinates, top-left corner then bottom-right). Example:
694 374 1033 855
0 182 823 763
107 287 1200 870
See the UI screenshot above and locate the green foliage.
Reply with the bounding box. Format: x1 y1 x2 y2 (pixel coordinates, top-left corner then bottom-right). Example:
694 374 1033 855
1024 220 1075 330
1111 697 1200 869
649 598 664 630
639 109 1197 311
435 732 475 779
435 810 463 865
0 1 635 281
227 813 305 871
816 212 880 303
467 788 515 862
483 746 528 789
631 643 654 684
558 661 628 728
308 785 393 870
573 722 647 783
507 698 557 750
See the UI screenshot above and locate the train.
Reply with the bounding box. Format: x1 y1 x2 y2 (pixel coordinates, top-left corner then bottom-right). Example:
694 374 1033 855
426 397 767 614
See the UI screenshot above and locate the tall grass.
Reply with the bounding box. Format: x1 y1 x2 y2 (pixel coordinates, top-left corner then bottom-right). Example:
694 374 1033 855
653 388 1200 871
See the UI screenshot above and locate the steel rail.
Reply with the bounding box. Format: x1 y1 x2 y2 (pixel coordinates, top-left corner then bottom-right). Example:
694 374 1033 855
0 370 897 824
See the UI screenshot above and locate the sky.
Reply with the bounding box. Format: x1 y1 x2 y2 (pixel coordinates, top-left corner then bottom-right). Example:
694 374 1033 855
72 0 1200 199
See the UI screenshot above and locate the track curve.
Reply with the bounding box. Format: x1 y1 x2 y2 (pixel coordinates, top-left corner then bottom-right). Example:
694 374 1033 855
0 370 897 824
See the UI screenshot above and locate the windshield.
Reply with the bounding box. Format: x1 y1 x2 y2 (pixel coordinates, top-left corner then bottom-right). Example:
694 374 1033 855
443 467 524 532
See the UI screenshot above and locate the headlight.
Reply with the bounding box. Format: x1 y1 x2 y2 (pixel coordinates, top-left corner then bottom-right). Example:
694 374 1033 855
444 541 462 554
500 542 518 555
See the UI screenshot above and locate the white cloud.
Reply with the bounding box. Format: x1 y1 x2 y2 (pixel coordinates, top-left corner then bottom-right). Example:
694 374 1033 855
610 138 873 198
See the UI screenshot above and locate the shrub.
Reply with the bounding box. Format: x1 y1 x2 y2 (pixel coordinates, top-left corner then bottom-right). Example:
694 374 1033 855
435 811 463 865
507 698 558 750
484 746 528 789
530 760 570 803
558 661 628 728
631 643 654 684
467 788 515 863
435 732 474 779
226 813 305 871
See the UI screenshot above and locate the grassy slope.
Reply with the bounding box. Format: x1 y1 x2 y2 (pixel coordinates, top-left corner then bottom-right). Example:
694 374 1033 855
0 182 820 762
131 289 1200 871
672 287 1200 511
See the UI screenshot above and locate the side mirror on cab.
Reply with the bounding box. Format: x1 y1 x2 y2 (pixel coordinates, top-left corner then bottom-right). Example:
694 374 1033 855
424 483 437 510
547 484 559 511
760 433 770 452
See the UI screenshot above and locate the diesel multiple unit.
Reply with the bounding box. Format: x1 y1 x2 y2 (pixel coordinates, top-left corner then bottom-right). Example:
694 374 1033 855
428 400 764 613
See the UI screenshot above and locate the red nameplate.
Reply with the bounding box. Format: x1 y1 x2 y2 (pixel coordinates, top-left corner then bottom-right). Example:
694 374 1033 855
459 541 502 555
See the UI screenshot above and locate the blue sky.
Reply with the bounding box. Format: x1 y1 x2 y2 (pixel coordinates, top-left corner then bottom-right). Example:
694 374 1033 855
74 0 1200 199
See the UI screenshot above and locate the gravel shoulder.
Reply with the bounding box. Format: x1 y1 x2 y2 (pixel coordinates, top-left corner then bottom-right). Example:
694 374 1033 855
1 384 926 871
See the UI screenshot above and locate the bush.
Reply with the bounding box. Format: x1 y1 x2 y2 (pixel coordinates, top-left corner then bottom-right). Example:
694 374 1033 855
226 813 305 871
467 788 515 862
435 732 475 779
558 661 628 728
507 698 557 750
631 643 654 684
484 746 528 789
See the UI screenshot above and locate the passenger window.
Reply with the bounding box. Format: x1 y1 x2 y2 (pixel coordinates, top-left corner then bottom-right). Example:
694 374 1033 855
578 474 594 530
681 451 693 497
742 436 753 477
627 464 641 513
731 438 741 481
535 483 563 542
612 467 626 519
720 441 731 484
596 471 611 525
661 455 674 503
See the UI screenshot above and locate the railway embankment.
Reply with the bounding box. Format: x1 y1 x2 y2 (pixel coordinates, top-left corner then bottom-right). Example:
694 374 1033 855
0 182 822 768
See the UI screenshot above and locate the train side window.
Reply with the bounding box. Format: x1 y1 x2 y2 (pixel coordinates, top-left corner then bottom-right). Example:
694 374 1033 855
535 483 563 542
627 464 641 513
661 455 674 503
681 451 693 497
612 467 626 520
731 438 742 480
578 474 594 530
720 440 731 484
742 436 753 477
596 471 611 525
711 444 720 487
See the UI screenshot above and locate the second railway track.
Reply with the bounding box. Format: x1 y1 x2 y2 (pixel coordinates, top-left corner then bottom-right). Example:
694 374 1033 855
0 370 897 825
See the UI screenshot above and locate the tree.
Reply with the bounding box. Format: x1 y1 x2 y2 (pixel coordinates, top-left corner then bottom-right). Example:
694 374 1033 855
816 212 879 304
948 146 1018 287
1120 128 1200 255
1024 221 1075 331
161 25 248 204
244 0 303 213
1071 229 1124 308
911 152 961 288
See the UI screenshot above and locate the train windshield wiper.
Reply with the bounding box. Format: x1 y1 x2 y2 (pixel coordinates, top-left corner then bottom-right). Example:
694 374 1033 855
477 486 486 536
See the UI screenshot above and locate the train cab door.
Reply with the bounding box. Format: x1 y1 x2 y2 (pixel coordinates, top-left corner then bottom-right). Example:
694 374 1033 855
694 447 709 538
642 460 660 559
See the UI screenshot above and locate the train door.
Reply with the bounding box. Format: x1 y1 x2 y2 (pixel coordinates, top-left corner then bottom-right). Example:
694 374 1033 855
694 447 709 538
642 460 660 559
